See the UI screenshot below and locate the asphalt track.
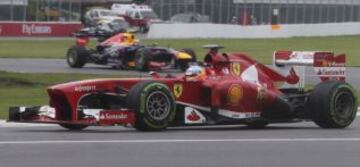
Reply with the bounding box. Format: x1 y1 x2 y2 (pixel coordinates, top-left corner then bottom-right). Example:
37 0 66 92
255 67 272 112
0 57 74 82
0 118 360 167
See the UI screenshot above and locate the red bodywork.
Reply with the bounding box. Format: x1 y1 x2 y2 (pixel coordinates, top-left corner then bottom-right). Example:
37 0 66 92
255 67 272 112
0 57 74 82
25 52 298 126
10 49 346 127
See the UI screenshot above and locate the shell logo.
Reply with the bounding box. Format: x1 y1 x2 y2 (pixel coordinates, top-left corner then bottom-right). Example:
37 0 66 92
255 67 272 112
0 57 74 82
227 84 243 104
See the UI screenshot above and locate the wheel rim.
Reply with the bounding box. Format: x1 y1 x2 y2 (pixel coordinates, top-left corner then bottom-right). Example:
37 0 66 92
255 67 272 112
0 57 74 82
68 51 77 65
334 91 354 121
146 91 171 121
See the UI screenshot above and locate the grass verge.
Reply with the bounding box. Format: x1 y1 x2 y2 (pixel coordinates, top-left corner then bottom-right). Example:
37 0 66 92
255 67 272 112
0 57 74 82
1 35 360 66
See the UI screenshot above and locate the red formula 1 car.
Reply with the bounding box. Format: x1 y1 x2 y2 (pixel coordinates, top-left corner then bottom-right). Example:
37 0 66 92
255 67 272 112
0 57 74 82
9 46 358 131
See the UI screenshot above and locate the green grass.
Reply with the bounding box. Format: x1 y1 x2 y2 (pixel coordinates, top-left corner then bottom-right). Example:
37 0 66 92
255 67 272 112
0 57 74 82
1 35 360 66
0 72 119 119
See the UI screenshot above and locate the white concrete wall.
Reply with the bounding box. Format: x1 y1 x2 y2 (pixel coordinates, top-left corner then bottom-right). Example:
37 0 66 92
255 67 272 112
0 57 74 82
147 22 360 39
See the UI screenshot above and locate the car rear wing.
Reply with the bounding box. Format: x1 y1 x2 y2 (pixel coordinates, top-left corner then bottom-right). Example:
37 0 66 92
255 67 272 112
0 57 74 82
273 51 345 89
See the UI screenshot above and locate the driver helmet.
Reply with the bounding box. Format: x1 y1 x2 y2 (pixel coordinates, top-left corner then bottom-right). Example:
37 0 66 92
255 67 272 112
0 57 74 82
185 65 206 81
121 33 136 45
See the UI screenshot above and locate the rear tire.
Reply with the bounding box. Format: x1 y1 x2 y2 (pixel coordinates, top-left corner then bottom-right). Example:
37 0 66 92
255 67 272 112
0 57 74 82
66 46 89 68
126 81 176 131
59 124 88 131
308 81 357 128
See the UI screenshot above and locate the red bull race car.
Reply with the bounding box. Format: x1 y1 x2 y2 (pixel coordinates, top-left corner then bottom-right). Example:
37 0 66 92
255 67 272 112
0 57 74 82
9 45 357 131
67 31 196 71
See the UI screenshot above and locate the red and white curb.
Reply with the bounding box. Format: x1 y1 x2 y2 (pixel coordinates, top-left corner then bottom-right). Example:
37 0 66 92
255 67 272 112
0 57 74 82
1 109 360 127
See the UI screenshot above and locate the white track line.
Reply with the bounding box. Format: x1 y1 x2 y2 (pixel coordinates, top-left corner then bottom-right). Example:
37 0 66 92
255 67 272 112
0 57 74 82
1 138 360 145
0 120 56 127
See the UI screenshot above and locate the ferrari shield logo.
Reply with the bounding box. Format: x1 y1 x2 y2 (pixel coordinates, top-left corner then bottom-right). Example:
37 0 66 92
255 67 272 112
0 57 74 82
173 84 183 98
232 63 241 76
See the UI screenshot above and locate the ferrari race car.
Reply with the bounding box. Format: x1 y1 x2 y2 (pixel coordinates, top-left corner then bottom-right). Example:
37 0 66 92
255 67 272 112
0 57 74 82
67 31 196 71
9 46 358 131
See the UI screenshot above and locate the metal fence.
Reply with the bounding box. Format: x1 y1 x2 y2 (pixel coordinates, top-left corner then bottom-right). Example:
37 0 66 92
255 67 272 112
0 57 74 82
148 0 360 25
0 0 82 22
1 0 360 25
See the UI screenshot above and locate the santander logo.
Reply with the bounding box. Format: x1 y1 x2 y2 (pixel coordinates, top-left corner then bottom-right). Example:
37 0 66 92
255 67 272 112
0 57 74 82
22 24 52 35
100 113 128 120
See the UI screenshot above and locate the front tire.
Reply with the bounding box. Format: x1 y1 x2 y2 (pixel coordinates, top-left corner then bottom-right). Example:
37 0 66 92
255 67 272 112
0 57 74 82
308 81 358 128
126 81 176 131
66 46 89 68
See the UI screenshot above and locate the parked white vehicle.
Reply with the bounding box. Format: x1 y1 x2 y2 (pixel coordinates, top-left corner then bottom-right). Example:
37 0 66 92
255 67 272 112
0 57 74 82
111 3 162 32
84 8 124 27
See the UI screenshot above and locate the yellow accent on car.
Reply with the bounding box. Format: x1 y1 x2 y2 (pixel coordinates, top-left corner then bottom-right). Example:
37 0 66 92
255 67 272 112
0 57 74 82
128 61 135 67
176 52 192 59
227 84 243 105
173 84 183 98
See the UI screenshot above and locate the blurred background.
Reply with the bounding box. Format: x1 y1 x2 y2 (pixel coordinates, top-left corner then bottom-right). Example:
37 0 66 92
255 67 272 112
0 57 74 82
1 0 360 24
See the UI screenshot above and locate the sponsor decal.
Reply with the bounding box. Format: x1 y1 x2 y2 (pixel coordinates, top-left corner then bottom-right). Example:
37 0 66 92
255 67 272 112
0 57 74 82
100 113 128 120
98 111 135 125
227 84 243 105
290 52 314 60
218 109 261 119
184 107 206 124
22 24 52 35
173 83 183 98
231 62 241 76
315 67 345 76
74 85 97 92
318 60 345 67
187 111 200 121
38 105 56 119
257 84 267 103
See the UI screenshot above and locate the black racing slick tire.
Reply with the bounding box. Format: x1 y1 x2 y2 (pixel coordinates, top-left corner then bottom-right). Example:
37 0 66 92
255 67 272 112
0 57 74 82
134 48 151 71
308 81 358 129
66 46 89 68
59 124 88 131
126 81 176 131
